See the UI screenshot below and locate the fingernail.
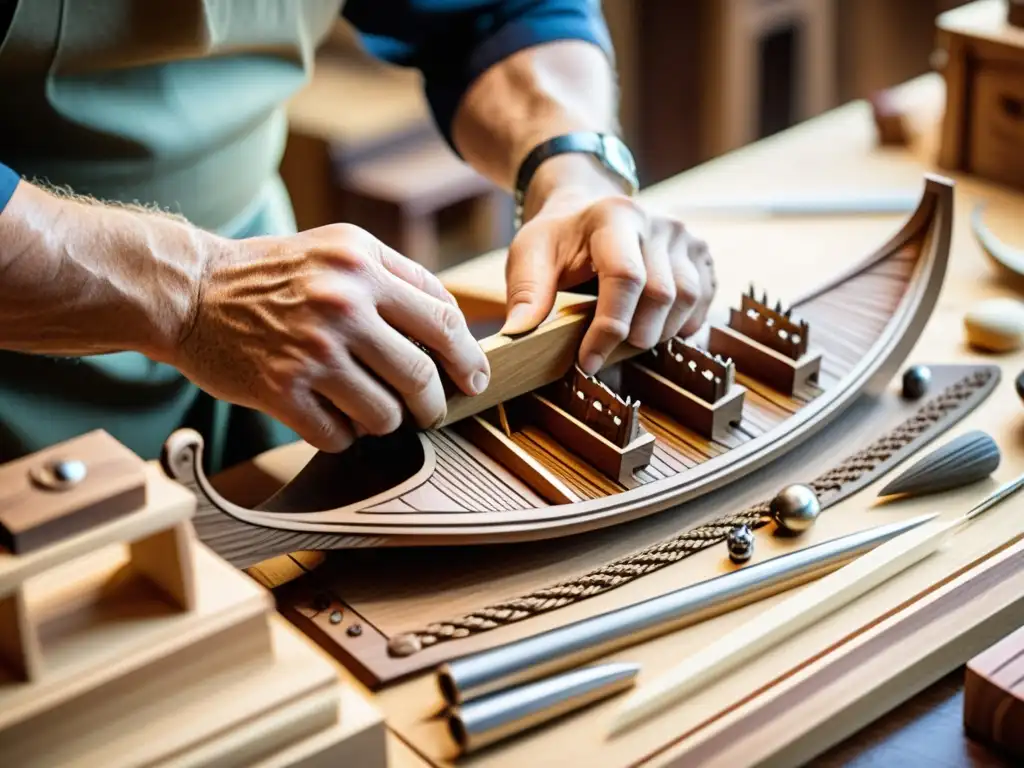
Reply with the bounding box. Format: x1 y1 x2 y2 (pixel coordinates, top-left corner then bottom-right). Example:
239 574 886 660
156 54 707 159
501 304 534 335
580 353 602 375
470 370 489 395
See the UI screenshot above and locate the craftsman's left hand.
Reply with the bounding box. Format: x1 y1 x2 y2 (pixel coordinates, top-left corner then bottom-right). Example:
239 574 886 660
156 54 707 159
500 169 716 376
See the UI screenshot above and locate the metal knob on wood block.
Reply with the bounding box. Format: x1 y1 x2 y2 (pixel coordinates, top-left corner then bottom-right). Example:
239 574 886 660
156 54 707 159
30 458 88 491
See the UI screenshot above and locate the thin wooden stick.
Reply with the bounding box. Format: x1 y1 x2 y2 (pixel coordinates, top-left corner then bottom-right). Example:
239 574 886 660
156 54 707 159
609 472 1024 736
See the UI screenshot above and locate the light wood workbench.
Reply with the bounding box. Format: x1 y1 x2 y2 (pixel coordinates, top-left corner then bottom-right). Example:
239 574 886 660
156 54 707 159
232 72 1024 766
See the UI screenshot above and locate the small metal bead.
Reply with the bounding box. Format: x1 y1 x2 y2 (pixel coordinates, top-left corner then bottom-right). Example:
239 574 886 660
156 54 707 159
329 610 343 625
770 484 821 534
726 524 755 564
901 365 932 400
346 624 363 637
30 458 88 491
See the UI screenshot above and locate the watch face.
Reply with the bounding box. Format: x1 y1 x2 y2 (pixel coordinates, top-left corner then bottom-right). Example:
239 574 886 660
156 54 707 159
601 135 638 188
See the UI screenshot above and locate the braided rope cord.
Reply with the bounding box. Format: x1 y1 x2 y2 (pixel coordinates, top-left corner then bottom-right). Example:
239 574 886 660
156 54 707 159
391 370 993 654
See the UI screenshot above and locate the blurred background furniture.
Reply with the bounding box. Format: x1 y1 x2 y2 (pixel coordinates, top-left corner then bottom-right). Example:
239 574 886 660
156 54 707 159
280 32 513 273
280 0 976 270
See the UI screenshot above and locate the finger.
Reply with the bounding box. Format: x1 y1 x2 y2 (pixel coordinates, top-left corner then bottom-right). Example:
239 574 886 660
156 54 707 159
375 240 460 308
661 256 701 341
678 236 717 338
272 388 357 453
578 218 646 374
629 236 676 349
502 232 560 335
313 351 407 437
377 274 491 398
349 316 449 429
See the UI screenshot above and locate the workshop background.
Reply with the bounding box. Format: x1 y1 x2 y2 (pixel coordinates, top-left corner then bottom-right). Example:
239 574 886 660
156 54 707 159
280 0 971 275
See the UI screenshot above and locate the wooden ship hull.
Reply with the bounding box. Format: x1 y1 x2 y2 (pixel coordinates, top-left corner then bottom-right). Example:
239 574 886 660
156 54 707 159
162 174 955 569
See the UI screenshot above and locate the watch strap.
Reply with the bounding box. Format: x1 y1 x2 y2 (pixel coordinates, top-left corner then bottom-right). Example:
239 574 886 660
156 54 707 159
513 132 637 226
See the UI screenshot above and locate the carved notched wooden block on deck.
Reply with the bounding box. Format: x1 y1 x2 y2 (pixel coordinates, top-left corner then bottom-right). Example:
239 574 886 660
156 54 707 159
623 338 746 440
530 367 656 488
708 287 822 396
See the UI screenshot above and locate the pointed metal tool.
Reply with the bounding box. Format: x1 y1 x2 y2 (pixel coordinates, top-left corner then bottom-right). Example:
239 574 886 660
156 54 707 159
437 515 937 707
611 470 1024 736
877 430 1000 498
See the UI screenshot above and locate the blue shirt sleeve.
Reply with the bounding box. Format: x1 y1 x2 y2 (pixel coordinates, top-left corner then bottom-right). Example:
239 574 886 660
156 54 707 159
0 161 19 214
341 0 613 149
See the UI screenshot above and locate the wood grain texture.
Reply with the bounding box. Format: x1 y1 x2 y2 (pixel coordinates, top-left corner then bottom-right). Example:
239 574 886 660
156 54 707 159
964 623 1024 759
813 669 1010 768
0 430 146 555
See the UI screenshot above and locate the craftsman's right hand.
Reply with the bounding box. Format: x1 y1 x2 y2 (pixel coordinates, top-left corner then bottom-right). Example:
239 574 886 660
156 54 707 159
173 224 490 452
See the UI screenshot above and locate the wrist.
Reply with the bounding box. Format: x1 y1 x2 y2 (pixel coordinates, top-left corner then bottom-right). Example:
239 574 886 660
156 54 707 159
522 153 629 221
132 215 223 365
53 192 216 362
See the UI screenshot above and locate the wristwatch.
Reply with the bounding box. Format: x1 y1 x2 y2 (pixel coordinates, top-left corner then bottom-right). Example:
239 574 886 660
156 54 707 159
514 132 639 227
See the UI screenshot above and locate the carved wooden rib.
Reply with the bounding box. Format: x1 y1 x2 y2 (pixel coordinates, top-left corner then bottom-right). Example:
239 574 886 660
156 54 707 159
162 174 955 569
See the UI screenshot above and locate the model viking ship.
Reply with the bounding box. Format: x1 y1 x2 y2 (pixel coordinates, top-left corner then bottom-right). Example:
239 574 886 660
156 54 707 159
161 174 954 570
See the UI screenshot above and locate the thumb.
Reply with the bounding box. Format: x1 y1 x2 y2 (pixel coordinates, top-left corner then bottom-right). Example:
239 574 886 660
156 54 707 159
502 237 559 335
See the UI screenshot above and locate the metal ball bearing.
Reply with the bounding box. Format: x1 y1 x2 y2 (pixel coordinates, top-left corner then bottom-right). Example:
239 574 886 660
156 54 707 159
726 524 755 564
770 484 821 534
901 365 931 400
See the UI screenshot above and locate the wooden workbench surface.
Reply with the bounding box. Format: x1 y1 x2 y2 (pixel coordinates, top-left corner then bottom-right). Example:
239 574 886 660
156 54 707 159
246 72 1024 766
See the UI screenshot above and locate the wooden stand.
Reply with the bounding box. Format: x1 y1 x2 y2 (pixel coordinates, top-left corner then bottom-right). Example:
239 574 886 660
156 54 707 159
0 431 386 767
936 0 1024 190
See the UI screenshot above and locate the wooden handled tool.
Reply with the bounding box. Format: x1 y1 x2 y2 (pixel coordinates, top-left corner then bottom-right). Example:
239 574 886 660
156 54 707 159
609 472 1024 736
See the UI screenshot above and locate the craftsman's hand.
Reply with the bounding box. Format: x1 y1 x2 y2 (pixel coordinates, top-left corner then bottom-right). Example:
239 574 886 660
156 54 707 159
174 224 490 452
500 157 716 375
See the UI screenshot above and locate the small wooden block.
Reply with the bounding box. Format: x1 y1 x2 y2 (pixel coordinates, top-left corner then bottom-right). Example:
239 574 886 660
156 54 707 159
1011 0 1024 28
708 325 822 396
0 430 147 555
622 361 746 439
869 89 911 147
964 623 1024 759
526 394 656 487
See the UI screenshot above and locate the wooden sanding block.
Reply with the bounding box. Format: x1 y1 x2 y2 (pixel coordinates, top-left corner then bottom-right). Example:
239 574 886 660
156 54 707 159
0 430 147 554
964 623 1024 759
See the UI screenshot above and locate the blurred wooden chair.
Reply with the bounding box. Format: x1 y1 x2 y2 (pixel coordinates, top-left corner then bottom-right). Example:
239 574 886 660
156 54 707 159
281 45 513 273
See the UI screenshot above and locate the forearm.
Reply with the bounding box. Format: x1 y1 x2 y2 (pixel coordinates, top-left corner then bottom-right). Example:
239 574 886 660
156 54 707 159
451 41 623 220
0 180 213 361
